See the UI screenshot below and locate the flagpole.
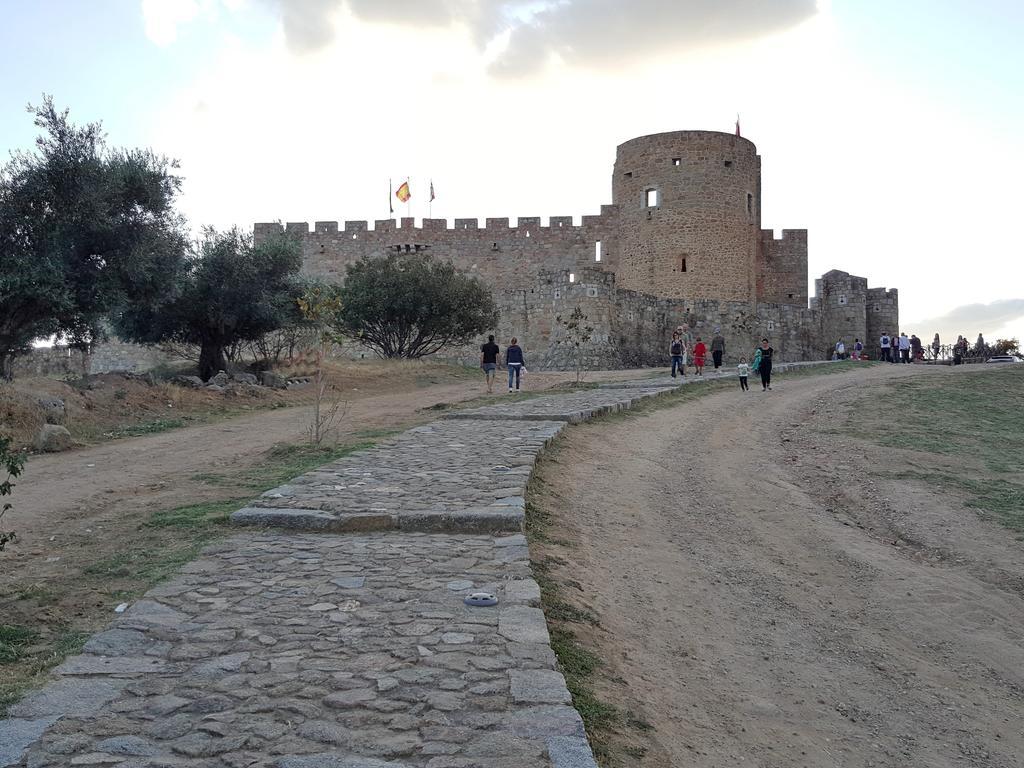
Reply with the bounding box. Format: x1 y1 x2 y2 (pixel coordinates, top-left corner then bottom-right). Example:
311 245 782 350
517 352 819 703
406 176 411 222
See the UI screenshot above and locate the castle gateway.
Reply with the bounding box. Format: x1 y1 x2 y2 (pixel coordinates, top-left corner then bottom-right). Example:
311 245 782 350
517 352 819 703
256 130 897 368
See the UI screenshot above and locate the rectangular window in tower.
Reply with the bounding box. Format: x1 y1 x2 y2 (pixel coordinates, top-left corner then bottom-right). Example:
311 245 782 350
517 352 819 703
672 158 681 166
724 160 733 168
680 257 687 273
645 188 659 208
595 241 602 262
839 295 847 305
746 193 753 216
569 273 576 283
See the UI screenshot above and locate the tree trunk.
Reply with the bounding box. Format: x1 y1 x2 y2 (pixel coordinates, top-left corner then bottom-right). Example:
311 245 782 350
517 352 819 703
0 352 13 382
198 341 227 381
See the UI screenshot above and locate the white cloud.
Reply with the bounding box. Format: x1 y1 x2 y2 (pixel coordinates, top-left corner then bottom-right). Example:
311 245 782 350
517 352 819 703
142 0 202 46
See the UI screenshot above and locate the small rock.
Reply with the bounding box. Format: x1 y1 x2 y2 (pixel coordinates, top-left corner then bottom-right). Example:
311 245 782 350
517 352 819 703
172 375 204 389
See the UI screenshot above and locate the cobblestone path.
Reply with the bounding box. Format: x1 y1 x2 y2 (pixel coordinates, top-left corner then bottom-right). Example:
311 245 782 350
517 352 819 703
0 376 738 767
5 534 593 768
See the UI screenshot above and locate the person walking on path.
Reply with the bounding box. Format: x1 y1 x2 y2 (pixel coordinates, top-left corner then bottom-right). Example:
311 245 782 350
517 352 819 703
480 335 500 394
879 332 892 363
677 324 694 371
899 332 911 363
711 329 726 370
669 332 685 378
737 357 750 391
693 337 707 376
505 338 525 393
932 333 941 360
834 339 846 360
757 338 774 391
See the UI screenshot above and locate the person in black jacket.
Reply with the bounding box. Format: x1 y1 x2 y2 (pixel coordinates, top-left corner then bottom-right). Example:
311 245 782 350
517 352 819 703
505 338 525 393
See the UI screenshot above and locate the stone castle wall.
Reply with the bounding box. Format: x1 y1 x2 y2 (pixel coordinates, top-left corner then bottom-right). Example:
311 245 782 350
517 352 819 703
256 130 898 370
758 229 809 307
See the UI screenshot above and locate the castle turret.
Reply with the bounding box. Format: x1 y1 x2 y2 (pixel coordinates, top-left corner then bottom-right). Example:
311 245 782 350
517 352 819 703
612 130 761 303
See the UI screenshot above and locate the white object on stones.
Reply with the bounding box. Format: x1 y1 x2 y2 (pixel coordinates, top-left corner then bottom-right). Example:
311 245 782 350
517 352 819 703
114 603 129 613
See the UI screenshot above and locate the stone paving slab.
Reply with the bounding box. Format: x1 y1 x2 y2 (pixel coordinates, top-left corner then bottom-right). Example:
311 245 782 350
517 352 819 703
442 387 675 423
4 533 596 768
231 420 564 533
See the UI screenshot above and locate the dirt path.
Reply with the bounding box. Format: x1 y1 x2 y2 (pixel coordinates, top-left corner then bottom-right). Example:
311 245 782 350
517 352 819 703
531 364 1024 768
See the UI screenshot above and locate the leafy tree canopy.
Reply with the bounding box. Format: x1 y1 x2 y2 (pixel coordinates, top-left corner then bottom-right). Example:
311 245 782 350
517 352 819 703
336 254 497 359
116 227 303 380
0 96 187 377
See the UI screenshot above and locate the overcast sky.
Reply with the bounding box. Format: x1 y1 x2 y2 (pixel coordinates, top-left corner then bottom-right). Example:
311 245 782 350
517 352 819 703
2 0 1022 344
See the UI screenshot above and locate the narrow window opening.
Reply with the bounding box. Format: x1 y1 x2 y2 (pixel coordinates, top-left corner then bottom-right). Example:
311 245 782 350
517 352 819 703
352 234 358 240
645 188 659 208
624 171 633 179
839 295 847 305
681 257 687 273
525 230 531 238
787 293 794 299
724 160 733 168
672 158 681 166
569 273 576 283
595 240 602 262
767 321 775 331
746 193 753 216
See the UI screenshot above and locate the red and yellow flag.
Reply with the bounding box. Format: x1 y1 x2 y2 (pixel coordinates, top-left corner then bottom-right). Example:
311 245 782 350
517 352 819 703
395 181 411 203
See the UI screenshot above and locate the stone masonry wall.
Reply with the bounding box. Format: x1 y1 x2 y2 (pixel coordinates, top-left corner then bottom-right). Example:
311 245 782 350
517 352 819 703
815 270 869 359
758 229 808 306
612 131 761 303
866 287 900 357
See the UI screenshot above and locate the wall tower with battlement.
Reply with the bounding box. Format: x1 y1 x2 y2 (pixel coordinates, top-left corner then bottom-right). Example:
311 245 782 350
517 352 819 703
255 130 897 367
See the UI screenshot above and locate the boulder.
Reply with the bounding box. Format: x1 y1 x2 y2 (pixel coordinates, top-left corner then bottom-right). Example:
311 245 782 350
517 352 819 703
34 425 73 453
231 373 258 386
172 375 204 389
259 371 288 389
38 397 66 425
210 371 230 387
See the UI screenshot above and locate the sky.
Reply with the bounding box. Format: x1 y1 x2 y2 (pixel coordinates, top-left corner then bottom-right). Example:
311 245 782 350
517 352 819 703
2 0 1023 344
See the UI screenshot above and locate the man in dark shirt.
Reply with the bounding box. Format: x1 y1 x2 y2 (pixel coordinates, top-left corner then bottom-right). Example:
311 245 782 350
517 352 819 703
480 335 500 394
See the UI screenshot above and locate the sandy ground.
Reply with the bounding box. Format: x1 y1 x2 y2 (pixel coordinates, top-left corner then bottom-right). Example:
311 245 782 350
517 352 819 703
531 364 1024 768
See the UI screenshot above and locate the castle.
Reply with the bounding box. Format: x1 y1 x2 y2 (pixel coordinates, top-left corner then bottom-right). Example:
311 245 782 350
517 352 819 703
256 130 898 368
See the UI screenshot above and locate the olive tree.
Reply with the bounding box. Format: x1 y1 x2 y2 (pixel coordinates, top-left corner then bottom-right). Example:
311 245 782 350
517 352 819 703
335 254 497 359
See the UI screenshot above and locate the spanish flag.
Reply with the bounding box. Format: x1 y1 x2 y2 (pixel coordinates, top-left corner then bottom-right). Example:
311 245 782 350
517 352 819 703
395 181 411 203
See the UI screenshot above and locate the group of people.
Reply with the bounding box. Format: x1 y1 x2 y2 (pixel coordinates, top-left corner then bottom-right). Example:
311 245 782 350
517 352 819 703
668 324 726 377
670 325 775 392
479 335 526 394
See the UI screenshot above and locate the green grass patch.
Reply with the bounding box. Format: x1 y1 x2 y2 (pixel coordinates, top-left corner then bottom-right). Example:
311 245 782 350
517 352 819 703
834 366 1024 532
0 625 39 664
102 417 188 439
82 540 212 584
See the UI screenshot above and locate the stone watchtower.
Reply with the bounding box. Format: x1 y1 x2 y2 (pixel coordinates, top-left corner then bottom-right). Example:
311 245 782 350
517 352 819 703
612 130 762 304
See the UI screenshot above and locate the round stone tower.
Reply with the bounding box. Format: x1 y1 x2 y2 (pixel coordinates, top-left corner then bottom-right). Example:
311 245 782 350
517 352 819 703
612 130 761 303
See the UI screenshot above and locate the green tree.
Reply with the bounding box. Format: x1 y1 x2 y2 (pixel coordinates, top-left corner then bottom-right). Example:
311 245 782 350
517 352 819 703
0 435 26 551
116 227 303 380
557 305 594 383
0 97 186 378
336 254 497 359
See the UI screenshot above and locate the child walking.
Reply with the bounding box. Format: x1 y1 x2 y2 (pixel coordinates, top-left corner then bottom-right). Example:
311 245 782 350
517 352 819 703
693 337 707 376
737 357 750 391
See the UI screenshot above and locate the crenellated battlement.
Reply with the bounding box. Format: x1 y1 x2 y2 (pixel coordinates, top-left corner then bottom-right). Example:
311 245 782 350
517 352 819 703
254 208 620 241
